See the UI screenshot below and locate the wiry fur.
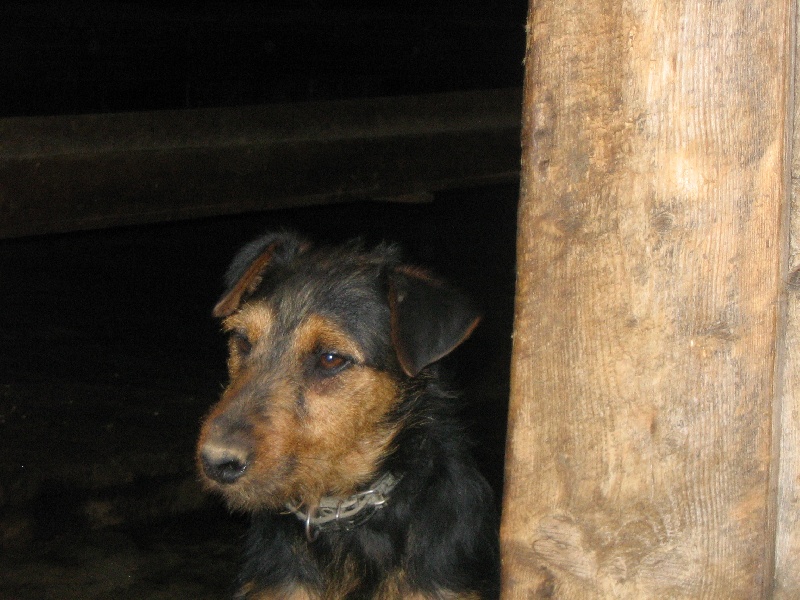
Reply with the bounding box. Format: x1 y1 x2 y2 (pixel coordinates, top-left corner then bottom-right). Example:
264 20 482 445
197 232 498 599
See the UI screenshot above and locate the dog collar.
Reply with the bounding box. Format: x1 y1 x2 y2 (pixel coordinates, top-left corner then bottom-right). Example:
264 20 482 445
285 472 400 541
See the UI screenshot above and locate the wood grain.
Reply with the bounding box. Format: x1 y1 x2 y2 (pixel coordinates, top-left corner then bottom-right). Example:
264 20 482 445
502 0 794 598
776 6 800 598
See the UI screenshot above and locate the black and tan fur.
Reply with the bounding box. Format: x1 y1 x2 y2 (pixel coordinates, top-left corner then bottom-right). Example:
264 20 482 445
197 232 498 599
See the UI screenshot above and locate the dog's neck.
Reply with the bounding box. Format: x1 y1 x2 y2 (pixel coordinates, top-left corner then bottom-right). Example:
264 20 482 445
284 472 401 541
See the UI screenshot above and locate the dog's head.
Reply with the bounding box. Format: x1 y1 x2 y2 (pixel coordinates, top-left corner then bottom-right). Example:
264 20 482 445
196 231 480 511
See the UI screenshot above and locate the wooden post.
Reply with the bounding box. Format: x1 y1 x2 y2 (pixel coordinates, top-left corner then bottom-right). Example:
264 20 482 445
502 1 795 598
777 10 800 598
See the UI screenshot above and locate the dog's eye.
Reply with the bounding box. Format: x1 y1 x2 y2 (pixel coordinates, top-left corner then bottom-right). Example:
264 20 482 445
231 331 252 357
316 352 351 375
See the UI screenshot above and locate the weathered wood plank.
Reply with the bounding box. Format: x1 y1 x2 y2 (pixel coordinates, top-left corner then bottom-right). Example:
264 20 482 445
776 6 800 596
502 1 792 598
0 88 521 238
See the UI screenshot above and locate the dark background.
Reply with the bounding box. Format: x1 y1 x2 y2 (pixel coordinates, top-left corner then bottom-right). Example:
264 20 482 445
1 1 525 118
0 2 525 598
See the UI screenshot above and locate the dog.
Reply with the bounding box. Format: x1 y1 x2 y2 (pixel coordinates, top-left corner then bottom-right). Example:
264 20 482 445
197 231 498 599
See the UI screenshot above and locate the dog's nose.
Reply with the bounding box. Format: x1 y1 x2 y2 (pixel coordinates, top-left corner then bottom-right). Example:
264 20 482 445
200 444 250 484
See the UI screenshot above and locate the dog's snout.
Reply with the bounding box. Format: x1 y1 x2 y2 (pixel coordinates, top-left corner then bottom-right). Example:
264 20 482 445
200 443 251 485
199 405 257 485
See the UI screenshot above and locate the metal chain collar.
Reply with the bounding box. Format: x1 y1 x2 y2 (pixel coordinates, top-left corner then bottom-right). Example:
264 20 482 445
284 472 401 542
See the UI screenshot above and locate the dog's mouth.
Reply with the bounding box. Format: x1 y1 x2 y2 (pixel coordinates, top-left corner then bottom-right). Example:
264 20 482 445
201 450 389 515
203 470 297 513
196 446 298 509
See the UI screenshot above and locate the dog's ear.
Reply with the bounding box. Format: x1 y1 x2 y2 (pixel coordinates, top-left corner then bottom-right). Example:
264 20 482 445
388 267 481 377
213 232 310 318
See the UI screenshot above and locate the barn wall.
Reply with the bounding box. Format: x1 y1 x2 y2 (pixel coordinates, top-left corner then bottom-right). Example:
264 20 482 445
501 0 795 598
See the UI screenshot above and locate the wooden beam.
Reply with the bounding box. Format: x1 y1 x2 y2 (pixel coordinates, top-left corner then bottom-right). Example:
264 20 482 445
776 7 800 597
502 1 793 598
0 88 521 238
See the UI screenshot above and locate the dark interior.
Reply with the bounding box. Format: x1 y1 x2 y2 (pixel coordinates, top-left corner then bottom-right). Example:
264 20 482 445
0 2 525 597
